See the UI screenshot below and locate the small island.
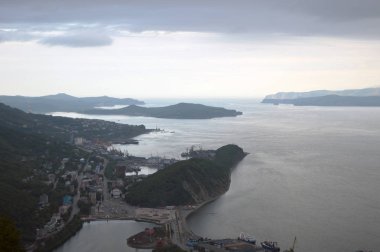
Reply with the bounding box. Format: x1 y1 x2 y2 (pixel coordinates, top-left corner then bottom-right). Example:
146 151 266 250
83 103 243 119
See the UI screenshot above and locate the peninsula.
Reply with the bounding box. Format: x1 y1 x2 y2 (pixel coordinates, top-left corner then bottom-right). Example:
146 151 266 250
125 144 246 207
0 93 144 113
84 103 243 119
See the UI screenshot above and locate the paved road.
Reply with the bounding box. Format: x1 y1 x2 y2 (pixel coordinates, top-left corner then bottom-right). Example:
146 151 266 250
69 152 92 221
102 158 110 201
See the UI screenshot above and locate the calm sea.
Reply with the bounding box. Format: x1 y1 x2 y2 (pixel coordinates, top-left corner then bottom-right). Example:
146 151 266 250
53 99 380 252
54 220 155 252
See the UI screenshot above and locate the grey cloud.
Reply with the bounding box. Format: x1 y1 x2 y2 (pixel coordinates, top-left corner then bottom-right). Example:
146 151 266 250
38 32 113 47
0 0 380 41
0 29 36 42
0 25 115 47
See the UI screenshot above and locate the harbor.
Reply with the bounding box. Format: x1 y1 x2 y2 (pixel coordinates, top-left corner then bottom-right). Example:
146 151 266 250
80 180 284 252
80 144 286 252
46 114 374 251
116 197 285 252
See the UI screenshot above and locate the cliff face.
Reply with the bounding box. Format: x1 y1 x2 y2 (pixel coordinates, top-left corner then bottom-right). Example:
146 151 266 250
125 145 246 207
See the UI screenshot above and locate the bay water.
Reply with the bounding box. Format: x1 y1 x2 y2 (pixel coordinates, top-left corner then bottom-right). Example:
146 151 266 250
53 100 380 252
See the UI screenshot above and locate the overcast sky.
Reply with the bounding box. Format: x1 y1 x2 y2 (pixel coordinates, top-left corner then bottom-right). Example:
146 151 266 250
1 0 380 98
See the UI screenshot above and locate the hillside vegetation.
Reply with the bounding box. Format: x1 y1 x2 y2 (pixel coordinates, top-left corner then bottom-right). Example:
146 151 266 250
125 145 246 207
0 124 81 243
0 102 149 142
0 93 144 113
0 102 149 245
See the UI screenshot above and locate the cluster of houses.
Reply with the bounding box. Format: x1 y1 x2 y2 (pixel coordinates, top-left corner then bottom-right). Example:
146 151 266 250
36 194 73 239
60 170 78 193
37 157 83 188
74 137 109 154
35 158 82 239
80 172 104 205
36 214 63 238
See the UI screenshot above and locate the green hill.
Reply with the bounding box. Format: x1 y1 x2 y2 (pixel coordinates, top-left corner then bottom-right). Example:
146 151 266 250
0 93 144 113
0 124 82 243
125 145 246 207
0 102 149 142
84 103 243 119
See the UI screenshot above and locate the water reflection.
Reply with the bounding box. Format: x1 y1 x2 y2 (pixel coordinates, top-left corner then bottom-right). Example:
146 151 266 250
54 220 155 252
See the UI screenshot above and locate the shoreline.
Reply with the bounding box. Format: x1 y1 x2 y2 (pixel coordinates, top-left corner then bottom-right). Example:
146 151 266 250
52 186 230 251
55 146 247 251
126 197 221 250
181 196 220 238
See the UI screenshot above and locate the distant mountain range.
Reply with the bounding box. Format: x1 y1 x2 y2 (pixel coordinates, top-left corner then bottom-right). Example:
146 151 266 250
84 103 243 119
0 93 144 113
263 87 380 100
262 87 380 107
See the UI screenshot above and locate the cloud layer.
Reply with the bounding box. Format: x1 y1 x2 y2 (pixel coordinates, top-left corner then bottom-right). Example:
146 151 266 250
1 0 380 47
39 32 113 47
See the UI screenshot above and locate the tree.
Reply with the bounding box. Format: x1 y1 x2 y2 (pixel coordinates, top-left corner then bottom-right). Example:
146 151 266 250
0 216 24 252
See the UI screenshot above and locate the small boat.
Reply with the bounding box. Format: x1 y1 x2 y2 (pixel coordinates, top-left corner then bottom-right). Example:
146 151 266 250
261 241 280 252
238 232 256 245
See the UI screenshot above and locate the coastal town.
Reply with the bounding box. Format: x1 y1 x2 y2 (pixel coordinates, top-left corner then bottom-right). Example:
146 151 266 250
27 133 289 252
27 132 178 248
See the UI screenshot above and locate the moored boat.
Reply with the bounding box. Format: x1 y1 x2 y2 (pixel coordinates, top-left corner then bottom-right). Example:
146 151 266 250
238 232 256 245
261 241 280 252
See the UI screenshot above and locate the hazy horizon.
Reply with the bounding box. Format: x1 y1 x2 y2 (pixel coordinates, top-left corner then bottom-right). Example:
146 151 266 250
1 1 380 98
0 91 265 100
2 86 380 101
